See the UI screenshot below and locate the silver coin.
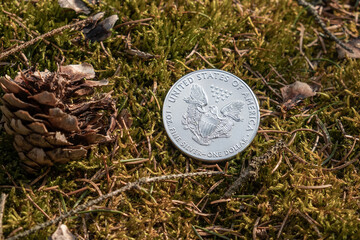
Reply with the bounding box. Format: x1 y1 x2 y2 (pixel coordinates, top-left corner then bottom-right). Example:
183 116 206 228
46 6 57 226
163 69 260 162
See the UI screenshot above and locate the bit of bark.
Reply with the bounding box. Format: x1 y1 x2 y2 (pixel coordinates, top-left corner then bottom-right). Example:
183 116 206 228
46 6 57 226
124 49 159 60
222 141 286 198
337 38 360 59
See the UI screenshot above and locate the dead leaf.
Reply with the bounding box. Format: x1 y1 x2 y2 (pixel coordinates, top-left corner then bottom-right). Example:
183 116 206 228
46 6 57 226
81 79 109 87
50 224 76 240
83 15 119 42
59 63 95 81
280 81 317 110
337 38 360 59
58 0 91 14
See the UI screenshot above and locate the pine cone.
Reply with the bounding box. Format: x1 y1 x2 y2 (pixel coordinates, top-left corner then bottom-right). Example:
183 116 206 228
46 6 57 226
0 63 117 173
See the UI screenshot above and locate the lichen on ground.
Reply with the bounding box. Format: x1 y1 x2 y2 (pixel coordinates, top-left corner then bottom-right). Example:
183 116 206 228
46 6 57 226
1 0 360 239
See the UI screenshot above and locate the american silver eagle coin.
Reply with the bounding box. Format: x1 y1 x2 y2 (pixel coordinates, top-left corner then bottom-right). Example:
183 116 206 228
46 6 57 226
163 69 260 162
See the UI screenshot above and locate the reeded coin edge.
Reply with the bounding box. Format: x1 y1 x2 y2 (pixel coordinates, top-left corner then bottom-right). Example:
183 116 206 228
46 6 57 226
163 69 260 162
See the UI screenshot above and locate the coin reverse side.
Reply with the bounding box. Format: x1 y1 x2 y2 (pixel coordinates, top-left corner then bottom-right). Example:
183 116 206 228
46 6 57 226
163 69 260 162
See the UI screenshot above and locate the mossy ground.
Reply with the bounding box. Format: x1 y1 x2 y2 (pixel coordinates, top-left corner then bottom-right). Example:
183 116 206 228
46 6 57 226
1 0 360 239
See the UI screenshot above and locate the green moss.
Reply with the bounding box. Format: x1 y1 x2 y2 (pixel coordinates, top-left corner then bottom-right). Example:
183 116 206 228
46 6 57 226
1 0 360 239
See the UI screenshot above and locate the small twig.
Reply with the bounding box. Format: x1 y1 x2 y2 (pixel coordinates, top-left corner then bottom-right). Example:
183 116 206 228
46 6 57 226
0 193 8 240
25 194 51 220
100 41 111 58
222 140 286 198
295 184 332 189
124 49 158 60
296 0 353 53
76 179 103 196
0 15 99 61
271 153 283 174
243 63 282 99
6 171 223 240
195 51 216 68
114 17 153 29
119 117 139 156
297 210 323 238
185 42 199 59
277 207 292 239
252 217 261 240
284 147 311 165
322 152 360 172
30 168 51 186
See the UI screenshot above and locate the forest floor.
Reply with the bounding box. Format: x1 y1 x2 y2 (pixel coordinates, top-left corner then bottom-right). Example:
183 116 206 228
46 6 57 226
1 0 360 239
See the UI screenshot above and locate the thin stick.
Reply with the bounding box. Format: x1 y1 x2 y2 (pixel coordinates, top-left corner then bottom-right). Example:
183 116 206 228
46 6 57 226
323 152 360 171
114 17 153 29
76 179 103 196
296 0 353 53
0 15 99 61
297 210 323 238
5 171 223 240
0 193 8 240
277 207 292 239
195 52 216 68
25 194 51 220
222 140 286 198
252 217 261 240
295 184 332 189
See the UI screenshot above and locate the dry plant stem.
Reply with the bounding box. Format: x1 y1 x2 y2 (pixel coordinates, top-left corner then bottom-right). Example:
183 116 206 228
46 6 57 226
0 193 8 240
252 217 261 240
0 17 96 61
296 0 353 53
5 171 223 240
222 140 286 198
277 207 292 239
297 210 323 238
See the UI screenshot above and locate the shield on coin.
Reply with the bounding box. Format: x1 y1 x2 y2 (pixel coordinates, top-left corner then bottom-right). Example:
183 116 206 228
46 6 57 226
198 112 219 138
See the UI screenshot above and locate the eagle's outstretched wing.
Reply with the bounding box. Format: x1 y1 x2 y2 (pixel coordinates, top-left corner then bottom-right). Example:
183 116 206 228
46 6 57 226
220 100 244 122
184 84 208 106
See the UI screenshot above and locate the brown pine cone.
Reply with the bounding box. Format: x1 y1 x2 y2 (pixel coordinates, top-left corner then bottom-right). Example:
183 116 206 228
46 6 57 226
0 63 117 173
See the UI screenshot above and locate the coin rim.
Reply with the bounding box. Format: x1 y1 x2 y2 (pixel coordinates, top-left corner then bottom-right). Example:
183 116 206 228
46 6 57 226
163 69 260 162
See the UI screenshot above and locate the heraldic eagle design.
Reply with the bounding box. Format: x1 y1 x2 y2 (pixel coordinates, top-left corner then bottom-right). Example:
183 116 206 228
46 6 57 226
182 84 244 146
